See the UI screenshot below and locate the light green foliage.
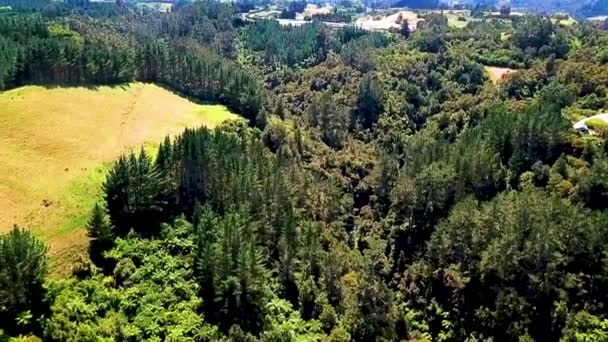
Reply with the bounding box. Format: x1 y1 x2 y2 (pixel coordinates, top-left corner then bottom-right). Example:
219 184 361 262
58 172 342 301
586 118 608 130
262 299 324 341
561 311 608 342
45 219 220 341
47 23 82 45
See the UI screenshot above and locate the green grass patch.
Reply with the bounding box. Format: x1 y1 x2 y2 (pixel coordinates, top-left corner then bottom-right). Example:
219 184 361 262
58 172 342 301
563 107 597 122
445 12 472 29
586 118 608 130
552 17 577 27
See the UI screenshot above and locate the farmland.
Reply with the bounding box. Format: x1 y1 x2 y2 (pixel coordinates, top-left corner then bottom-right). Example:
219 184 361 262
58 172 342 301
0 83 239 273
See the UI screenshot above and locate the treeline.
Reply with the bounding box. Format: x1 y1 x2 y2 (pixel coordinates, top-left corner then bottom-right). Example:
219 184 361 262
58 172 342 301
241 21 392 69
0 15 137 88
0 2 265 122
138 41 263 122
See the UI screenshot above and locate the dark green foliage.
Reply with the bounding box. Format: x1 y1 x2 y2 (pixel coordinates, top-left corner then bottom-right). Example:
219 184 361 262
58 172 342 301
0 4 264 122
355 73 384 129
406 190 608 340
5 4 608 341
194 207 269 333
137 41 263 122
103 149 162 237
574 154 608 210
412 13 448 53
308 91 349 149
0 15 136 89
340 32 392 72
243 21 329 67
512 15 570 58
399 19 411 38
0 228 47 336
86 203 114 267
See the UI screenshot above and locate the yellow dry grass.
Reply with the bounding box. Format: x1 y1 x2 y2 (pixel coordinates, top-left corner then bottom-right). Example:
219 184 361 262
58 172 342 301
485 66 517 84
0 83 239 273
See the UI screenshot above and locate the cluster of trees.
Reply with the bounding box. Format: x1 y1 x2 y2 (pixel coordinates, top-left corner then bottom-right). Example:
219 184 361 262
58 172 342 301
430 14 570 69
279 0 306 20
0 2 264 121
4 3 608 341
0 15 136 89
243 20 331 67
137 41 263 122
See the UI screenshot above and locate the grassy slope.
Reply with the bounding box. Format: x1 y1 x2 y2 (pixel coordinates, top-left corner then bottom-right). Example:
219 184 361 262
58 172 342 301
0 83 239 273
485 66 517 84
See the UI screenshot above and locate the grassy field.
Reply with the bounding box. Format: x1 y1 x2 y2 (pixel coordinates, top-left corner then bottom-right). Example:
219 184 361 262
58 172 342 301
552 17 577 27
0 83 239 274
443 11 473 29
485 66 517 84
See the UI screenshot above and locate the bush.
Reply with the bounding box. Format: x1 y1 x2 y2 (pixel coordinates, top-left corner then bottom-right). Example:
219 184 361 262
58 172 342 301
262 120 289 152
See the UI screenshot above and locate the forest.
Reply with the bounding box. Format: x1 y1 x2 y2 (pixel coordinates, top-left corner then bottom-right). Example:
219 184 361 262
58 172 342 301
2 0 608 341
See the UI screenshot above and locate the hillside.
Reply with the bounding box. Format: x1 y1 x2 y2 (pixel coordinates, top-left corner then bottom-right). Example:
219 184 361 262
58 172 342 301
3 1 608 341
0 83 238 271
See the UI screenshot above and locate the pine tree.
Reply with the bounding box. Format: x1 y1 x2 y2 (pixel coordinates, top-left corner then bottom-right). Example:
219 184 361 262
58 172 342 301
356 73 384 129
193 204 219 322
0 227 48 336
86 203 114 267
104 155 132 236
400 19 411 38
274 98 285 120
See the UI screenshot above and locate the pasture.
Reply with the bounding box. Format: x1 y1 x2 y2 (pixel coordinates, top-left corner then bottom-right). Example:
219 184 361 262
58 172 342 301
485 66 517 84
0 83 239 274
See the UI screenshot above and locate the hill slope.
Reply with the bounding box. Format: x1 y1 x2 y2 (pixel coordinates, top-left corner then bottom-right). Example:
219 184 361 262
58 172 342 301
0 83 239 271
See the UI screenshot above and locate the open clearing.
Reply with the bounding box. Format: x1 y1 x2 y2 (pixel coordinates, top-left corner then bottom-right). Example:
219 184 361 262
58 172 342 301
355 10 422 31
0 83 239 274
486 66 517 84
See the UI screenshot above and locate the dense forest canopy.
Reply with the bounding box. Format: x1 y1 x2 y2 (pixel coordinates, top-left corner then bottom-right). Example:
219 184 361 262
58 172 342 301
2 0 608 341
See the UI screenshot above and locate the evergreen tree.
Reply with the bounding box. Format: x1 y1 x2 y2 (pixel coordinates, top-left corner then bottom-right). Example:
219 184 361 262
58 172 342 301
400 19 411 38
86 203 114 267
356 73 384 129
0 227 48 336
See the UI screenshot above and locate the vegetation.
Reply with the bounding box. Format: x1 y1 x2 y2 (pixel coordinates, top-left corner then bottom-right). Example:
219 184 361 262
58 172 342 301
3 1 608 341
0 83 238 272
